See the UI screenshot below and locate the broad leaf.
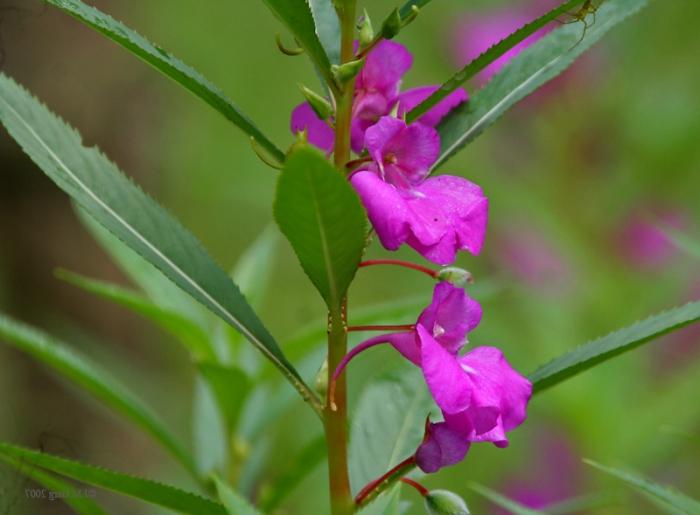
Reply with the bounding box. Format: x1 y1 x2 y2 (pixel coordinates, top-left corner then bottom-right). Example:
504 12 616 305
585 460 700 515
529 300 700 394
56 268 214 360
0 442 227 515
44 0 284 163
467 482 542 515
260 435 327 511
349 366 433 493
0 455 106 515
0 314 197 478
309 0 341 64
213 476 262 515
433 0 649 170
261 0 334 88
274 144 367 310
197 362 251 435
0 73 321 415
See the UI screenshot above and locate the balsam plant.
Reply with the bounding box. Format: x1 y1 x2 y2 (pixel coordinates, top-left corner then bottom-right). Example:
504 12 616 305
1 0 699 514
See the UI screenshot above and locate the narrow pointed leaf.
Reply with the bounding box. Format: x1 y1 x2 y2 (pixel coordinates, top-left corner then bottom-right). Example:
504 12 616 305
44 0 284 163
0 442 227 515
308 0 341 64
585 460 700 515
213 476 262 515
274 144 367 310
0 455 106 515
529 300 700 394
0 313 197 477
467 482 543 515
262 0 334 88
197 362 251 434
56 269 214 360
432 0 648 170
0 73 321 415
399 0 434 19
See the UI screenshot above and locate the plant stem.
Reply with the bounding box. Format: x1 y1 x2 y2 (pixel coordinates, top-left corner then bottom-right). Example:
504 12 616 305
359 259 438 278
355 456 417 507
325 3 356 514
324 302 353 515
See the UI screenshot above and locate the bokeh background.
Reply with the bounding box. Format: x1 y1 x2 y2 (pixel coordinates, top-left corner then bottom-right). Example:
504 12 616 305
1 0 699 513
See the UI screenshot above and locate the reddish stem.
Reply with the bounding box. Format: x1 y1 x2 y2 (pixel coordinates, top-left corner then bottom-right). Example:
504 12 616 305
400 477 429 497
348 324 415 332
355 456 417 505
359 259 438 279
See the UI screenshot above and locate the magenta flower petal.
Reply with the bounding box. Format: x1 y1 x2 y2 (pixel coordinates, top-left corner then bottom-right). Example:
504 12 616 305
290 102 335 152
358 40 413 96
416 420 471 474
417 282 482 354
350 92 391 153
385 331 421 366
396 86 468 127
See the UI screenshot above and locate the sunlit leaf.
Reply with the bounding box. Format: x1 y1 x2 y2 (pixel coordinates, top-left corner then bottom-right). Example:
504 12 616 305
0 442 227 515
44 0 284 163
433 0 649 169
585 460 700 515
529 300 700 393
309 0 341 64
213 476 262 515
274 144 367 310
0 313 197 478
0 73 321 415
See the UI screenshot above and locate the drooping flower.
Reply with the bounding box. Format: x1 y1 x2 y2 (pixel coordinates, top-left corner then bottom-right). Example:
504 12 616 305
350 116 488 265
290 40 467 154
331 282 531 473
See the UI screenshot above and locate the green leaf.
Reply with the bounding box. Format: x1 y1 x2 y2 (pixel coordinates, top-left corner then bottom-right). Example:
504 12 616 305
546 492 616 514
44 0 284 164
260 435 327 511
399 0 433 20
309 0 341 64
0 455 106 515
432 0 649 170
213 476 262 515
0 442 227 515
584 460 700 515
274 144 367 310
262 0 335 88
197 362 251 435
0 313 198 478
192 375 228 476
657 224 700 261
467 482 543 515
56 268 214 360
349 366 433 493
0 73 321 415
529 300 700 394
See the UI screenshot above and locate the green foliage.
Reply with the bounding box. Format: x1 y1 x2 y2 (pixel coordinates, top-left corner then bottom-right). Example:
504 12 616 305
0 313 197 478
0 442 227 515
585 460 700 514
433 0 649 170
309 0 341 64
529 299 700 393
467 482 541 514
349 365 433 493
0 73 320 414
56 268 214 360
399 0 434 20
197 362 251 435
261 0 335 88
43 0 284 164
274 144 367 310
213 475 262 515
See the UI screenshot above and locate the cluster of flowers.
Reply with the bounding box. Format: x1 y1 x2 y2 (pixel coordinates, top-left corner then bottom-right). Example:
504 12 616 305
291 41 532 473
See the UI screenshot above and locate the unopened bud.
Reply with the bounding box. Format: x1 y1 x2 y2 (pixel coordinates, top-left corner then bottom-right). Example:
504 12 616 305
358 9 374 48
436 267 473 287
298 84 333 120
380 8 402 39
331 58 365 84
424 490 470 515
315 357 329 398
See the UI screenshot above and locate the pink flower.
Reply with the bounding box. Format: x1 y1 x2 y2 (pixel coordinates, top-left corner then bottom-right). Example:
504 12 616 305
331 283 531 473
350 117 488 265
290 41 467 154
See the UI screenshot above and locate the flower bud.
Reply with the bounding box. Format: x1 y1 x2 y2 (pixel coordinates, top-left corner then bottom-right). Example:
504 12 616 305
424 490 470 515
358 9 374 48
436 267 473 287
298 84 333 120
331 58 365 84
380 8 402 39
315 357 329 398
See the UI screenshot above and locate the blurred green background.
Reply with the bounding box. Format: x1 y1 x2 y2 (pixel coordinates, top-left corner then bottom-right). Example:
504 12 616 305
1 0 698 513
